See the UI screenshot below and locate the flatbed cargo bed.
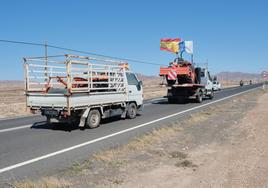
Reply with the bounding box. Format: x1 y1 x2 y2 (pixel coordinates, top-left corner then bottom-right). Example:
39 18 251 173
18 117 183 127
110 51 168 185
24 54 132 115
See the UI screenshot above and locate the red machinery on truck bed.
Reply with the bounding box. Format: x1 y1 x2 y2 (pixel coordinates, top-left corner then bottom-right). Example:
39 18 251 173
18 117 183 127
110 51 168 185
160 57 214 103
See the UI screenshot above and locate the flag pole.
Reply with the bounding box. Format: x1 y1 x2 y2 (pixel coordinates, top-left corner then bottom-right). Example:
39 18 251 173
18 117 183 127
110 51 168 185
180 51 183 59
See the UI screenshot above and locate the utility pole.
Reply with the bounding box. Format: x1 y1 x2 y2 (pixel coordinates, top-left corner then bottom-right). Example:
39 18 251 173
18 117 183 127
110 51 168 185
45 41 48 80
45 41 48 65
226 72 229 87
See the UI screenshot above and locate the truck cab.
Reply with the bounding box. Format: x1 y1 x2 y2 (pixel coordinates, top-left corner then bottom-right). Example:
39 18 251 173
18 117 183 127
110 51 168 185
126 72 143 106
200 68 213 92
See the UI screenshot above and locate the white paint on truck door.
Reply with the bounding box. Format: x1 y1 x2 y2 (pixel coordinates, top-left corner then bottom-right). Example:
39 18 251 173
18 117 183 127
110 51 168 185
126 72 143 106
200 68 213 96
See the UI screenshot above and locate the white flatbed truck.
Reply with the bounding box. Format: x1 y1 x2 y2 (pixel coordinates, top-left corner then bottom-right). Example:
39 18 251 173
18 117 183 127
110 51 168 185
24 54 143 128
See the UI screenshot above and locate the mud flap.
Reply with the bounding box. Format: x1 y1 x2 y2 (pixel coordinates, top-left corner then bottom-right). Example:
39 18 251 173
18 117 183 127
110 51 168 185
79 108 90 127
138 104 144 112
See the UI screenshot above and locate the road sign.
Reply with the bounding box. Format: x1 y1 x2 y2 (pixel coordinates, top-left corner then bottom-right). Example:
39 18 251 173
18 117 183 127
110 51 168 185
261 71 268 78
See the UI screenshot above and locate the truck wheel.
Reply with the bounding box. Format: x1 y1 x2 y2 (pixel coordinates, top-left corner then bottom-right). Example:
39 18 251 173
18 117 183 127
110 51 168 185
196 93 203 103
127 103 137 119
87 109 101 128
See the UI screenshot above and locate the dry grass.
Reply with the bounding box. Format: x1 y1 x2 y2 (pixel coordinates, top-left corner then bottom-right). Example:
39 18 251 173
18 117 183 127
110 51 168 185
89 109 214 164
12 177 71 188
175 159 198 168
169 151 188 159
0 81 31 118
143 85 166 100
220 81 239 88
185 111 212 125
93 125 183 162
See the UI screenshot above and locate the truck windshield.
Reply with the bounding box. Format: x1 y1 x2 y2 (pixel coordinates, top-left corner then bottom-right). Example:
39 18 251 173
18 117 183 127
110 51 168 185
126 73 139 85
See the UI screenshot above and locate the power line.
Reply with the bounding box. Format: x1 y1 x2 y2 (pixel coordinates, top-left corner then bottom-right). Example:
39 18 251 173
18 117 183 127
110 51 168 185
0 39 165 66
0 39 44 47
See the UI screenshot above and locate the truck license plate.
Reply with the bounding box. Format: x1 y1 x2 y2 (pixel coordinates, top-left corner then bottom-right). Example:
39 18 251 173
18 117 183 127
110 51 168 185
44 110 58 116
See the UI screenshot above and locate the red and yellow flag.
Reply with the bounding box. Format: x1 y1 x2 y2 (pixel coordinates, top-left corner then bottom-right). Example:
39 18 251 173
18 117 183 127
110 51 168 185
160 38 181 53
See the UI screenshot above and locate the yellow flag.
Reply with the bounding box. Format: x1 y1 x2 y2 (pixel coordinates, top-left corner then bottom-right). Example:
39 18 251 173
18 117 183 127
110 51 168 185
160 38 181 53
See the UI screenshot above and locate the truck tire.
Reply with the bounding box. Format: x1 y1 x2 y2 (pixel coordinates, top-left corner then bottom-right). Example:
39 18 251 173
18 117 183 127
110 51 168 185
196 92 203 103
87 109 101 128
127 103 137 119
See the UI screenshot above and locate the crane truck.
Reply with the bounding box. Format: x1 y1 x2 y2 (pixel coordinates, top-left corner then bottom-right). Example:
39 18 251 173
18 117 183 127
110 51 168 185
24 54 143 128
160 57 214 103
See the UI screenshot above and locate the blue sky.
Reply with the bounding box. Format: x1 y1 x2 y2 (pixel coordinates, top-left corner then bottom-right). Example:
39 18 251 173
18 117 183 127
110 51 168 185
0 0 267 80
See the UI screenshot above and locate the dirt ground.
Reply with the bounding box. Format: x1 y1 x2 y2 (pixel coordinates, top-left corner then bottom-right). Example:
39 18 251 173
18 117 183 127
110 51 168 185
13 88 268 188
121 89 267 188
112 89 268 188
0 81 30 119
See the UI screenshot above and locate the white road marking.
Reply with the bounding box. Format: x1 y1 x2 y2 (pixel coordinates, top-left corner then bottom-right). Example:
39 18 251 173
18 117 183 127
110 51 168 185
0 124 32 133
0 86 260 174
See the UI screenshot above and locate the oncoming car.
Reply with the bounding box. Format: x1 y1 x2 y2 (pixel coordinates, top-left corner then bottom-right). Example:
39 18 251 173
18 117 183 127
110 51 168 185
212 81 221 91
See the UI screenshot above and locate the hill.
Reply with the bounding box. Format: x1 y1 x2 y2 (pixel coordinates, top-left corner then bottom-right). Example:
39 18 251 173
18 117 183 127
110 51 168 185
215 72 261 82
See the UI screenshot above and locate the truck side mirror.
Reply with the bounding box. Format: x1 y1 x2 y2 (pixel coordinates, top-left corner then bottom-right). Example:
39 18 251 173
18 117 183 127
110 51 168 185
136 81 143 91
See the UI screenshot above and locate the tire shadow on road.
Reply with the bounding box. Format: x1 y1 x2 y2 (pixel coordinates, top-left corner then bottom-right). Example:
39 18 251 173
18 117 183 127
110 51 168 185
30 121 80 132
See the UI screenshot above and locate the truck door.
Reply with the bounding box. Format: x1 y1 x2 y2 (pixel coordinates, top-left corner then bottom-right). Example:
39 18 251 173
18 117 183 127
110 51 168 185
206 71 213 90
126 72 143 105
201 69 213 92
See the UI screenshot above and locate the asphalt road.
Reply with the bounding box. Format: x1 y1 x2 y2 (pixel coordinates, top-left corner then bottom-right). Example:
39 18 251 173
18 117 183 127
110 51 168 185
0 83 263 184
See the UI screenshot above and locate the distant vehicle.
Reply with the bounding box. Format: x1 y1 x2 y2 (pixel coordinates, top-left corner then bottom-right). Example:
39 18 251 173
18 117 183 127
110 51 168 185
24 54 143 129
212 81 221 91
249 80 252 85
159 58 214 103
240 80 244 87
